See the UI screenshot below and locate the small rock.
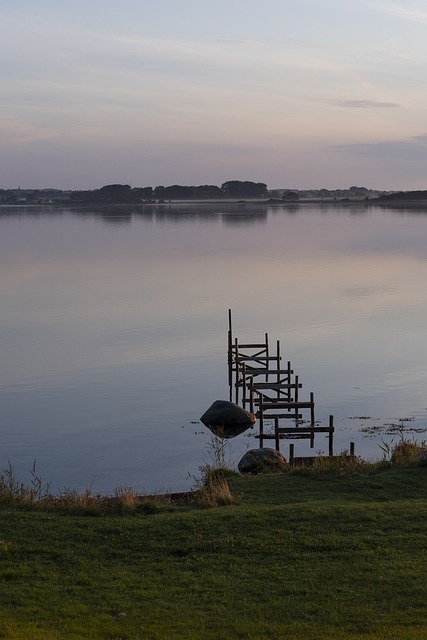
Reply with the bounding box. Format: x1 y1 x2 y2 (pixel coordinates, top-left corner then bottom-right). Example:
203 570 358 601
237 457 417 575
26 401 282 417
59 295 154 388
238 448 287 474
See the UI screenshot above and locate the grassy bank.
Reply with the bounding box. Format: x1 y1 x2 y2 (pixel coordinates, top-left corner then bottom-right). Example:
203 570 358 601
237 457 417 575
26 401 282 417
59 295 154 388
0 459 426 639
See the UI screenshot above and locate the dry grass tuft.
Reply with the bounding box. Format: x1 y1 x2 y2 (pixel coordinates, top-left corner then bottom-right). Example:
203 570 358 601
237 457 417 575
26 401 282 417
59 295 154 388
391 438 427 465
188 431 239 507
0 462 179 515
195 474 236 507
0 460 51 506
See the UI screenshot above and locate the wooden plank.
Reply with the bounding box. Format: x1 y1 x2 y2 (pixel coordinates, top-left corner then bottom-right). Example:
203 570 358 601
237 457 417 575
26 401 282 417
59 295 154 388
256 413 303 420
249 382 302 390
276 427 334 434
245 368 294 376
256 433 313 440
259 401 314 410
234 343 269 349
236 356 279 362
236 381 295 391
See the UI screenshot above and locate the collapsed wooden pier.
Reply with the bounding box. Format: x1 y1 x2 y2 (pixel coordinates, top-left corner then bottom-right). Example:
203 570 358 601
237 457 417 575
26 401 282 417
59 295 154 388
227 309 334 457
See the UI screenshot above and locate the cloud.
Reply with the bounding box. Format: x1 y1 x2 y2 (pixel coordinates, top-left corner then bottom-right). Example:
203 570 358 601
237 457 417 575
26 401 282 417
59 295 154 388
374 1 427 24
333 134 427 158
335 100 400 108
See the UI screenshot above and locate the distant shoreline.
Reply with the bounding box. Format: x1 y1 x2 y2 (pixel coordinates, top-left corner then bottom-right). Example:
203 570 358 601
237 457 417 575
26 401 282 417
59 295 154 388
2 196 427 209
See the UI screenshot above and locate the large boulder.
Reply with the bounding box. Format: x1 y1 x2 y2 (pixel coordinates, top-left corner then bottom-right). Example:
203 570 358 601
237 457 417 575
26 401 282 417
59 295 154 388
200 400 256 438
238 448 287 474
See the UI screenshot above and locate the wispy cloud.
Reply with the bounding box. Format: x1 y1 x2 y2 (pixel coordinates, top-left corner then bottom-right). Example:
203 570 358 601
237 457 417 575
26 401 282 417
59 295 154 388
0 116 60 145
336 99 400 108
374 1 427 24
333 134 427 158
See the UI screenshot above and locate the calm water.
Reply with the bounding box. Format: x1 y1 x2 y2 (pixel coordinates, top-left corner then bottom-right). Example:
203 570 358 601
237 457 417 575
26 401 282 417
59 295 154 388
1 202 427 493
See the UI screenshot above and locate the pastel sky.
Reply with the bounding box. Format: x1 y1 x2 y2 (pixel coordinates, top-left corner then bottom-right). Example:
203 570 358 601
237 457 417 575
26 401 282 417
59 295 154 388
2 0 427 190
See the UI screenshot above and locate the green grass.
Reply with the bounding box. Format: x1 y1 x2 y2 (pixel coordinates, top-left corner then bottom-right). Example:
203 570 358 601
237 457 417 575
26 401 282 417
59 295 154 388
0 463 426 639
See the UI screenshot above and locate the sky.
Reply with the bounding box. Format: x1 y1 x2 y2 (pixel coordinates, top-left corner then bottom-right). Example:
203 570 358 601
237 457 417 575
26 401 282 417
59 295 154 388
2 0 427 191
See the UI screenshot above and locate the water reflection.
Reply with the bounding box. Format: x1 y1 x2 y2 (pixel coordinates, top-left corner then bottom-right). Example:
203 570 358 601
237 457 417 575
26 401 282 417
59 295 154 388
1 204 427 492
4 201 422 226
0 203 272 226
220 211 268 226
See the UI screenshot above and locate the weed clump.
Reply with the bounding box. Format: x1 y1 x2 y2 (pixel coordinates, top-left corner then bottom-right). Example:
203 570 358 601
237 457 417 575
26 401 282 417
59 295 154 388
195 473 236 507
378 434 427 466
0 460 50 505
390 438 427 465
191 432 238 507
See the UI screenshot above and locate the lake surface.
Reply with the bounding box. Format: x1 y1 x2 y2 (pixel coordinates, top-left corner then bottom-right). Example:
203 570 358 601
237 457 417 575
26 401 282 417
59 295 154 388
1 202 427 493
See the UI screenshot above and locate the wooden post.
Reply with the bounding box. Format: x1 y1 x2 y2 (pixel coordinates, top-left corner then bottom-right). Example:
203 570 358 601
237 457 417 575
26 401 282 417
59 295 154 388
350 442 355 456
276 340 280 399
228 310 233 401
259 394 264 448
234 337 239 404
329 415 334 457
294 375 300 423
275 417 280 451
310 391 315 426
265 333 269 381
242 363 247 406
289 443 295 466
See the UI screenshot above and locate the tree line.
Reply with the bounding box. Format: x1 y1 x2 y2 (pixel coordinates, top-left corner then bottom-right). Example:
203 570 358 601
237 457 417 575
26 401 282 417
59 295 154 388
69 180 268 203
